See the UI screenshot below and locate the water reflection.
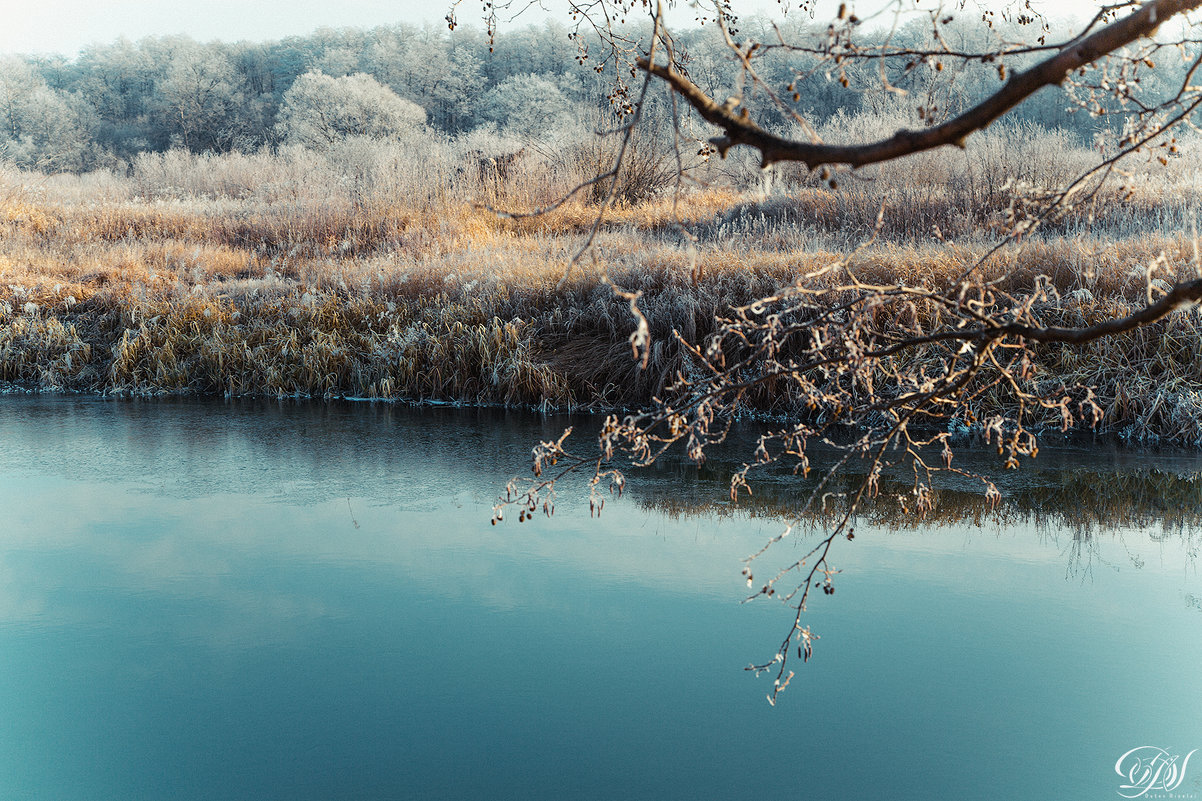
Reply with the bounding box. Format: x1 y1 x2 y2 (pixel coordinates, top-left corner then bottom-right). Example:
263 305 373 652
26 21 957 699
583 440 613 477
0 396 1198 801
10 396 1202 533
632 439 1202 532
630 436 1202 586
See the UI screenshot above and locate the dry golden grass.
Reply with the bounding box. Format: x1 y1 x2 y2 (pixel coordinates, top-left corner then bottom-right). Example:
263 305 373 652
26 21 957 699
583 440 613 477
3 153 1202 443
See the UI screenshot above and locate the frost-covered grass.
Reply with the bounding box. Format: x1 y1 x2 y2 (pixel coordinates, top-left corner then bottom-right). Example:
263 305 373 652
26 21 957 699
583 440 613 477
3 137 1202 443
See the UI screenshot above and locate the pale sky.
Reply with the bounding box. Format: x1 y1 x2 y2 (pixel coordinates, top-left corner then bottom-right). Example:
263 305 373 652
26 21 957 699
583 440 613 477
0 0 1109 58
0 0 447 56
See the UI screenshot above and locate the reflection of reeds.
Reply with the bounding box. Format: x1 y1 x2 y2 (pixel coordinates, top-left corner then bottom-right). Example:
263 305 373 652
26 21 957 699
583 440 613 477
3 152 1202 442
635 456 1202 536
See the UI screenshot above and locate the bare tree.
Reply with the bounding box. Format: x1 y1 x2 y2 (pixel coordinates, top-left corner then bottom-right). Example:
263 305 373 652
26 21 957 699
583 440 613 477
482 0 1202 703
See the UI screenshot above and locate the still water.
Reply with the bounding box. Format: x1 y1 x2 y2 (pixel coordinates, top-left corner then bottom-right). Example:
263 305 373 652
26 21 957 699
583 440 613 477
0 396 1198 801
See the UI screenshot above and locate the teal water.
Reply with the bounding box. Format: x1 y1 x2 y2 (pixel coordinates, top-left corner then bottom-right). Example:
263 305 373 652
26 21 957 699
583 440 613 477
0 397 1198 800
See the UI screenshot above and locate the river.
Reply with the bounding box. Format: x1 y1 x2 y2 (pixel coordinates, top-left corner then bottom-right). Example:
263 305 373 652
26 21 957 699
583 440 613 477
0 396 1198 800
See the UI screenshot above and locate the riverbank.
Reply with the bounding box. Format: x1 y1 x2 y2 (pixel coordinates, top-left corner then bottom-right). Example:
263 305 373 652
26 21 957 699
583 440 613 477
4 161 1202 444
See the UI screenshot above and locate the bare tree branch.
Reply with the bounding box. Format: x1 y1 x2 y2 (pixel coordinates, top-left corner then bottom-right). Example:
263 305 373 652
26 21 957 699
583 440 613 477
485 0 1202 706
639 0 1202 168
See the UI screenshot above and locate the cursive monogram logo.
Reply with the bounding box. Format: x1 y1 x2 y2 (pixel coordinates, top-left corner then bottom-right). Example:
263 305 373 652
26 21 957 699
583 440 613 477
1116 746 1198 798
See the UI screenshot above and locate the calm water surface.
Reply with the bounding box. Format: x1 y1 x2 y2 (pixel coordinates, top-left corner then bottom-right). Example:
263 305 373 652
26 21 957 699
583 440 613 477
0 397 1199 800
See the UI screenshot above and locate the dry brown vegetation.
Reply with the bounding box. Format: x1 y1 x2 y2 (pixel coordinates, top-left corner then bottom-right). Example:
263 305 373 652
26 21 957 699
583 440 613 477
3 130 1202 443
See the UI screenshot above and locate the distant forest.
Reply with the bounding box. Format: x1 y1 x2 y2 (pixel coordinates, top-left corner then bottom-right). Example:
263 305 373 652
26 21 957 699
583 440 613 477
0 14 1195 173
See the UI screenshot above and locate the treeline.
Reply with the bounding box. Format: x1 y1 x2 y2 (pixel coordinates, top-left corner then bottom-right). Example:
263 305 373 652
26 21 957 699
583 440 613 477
0 14 1194 173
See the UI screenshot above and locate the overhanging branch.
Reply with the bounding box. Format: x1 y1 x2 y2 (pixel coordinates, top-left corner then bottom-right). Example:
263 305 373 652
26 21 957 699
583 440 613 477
638 0 1202 169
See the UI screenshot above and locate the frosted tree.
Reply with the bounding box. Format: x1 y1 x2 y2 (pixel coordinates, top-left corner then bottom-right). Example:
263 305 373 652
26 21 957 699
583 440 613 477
309 47 362 78
11 88 97 170
385 28 485 131
0 57 98 170
69 40 154 123
0 57 38 142
274 71 427 148
151 39 242 151
480 73 575 141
